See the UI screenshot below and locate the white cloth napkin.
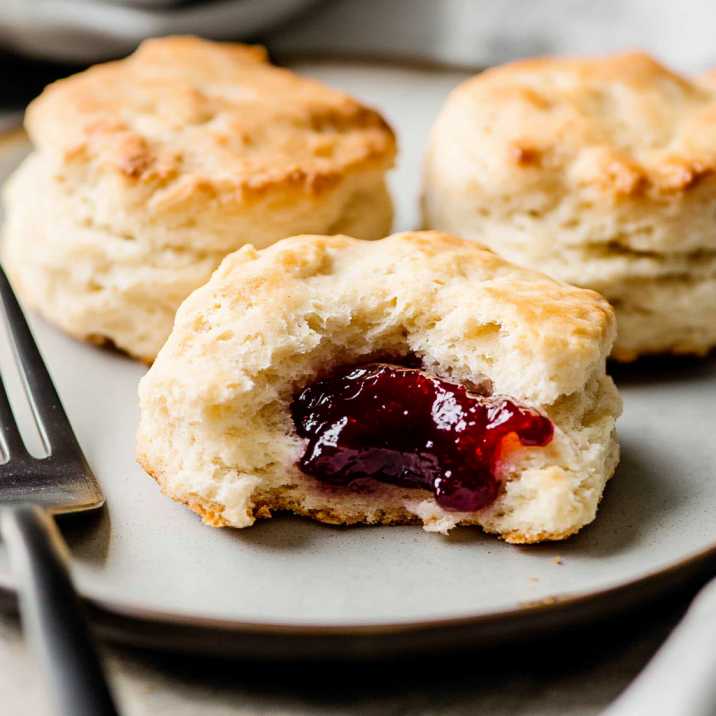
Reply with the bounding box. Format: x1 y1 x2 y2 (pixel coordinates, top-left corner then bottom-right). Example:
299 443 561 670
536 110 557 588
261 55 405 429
270 0 716 72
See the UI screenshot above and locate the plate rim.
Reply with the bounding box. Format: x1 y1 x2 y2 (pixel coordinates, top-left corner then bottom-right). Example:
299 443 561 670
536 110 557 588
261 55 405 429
1 65 714 659
1 529 716 657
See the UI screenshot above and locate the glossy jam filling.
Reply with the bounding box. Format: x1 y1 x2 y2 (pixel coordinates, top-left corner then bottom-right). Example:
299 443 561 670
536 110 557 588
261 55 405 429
291 362 554 512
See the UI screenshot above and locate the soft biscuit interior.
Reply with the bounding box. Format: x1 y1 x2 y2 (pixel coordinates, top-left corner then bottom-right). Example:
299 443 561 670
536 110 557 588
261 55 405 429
137 231 621 543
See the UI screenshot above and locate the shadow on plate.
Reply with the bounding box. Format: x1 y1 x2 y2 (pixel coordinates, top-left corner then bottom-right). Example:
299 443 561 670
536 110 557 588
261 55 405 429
57 504 112 566
218 514 329 552
609 352 716 387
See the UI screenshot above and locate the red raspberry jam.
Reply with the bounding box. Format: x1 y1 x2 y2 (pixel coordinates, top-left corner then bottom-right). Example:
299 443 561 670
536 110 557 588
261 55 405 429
291 363 553 512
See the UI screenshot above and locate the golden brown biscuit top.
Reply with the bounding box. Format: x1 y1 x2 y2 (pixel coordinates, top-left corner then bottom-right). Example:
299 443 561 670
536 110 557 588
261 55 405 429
215 230 614 346
445 52 716 195
168 231 615 404
26 36 395 196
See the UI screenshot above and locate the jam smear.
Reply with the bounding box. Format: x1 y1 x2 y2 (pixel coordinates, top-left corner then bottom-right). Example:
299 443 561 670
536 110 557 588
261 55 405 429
291 363 553 512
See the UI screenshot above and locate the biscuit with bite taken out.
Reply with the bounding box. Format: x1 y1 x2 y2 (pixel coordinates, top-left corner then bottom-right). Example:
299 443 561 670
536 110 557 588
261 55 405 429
137 231 621 543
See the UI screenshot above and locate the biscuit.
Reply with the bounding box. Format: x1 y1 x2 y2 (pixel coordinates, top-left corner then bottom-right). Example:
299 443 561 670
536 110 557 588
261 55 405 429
423 52 716 360
2 36 395 362
137 231 621 543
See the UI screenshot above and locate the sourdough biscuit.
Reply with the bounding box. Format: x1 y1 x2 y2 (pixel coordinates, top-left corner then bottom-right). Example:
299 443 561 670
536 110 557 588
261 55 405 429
137 231 621 543
2 36 395 361
423 52 716 360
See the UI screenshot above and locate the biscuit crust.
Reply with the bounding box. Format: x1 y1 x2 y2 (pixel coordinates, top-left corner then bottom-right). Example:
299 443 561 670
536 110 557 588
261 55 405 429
137 231 621 543
423 52 716 359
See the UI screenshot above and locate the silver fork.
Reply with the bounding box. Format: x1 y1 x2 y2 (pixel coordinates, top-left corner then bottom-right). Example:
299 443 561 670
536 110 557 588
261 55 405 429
0 266 119 715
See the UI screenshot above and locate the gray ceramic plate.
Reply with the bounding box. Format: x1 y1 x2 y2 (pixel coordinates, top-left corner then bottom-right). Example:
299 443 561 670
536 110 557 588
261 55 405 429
1 63 715 659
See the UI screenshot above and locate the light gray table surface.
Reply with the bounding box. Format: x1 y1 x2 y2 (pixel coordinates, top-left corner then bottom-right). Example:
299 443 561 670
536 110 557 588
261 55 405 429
0 61 710 716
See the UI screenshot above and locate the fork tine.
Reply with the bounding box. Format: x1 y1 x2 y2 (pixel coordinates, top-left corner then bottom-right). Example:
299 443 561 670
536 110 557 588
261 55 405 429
0 369 27 460
0 266 84 461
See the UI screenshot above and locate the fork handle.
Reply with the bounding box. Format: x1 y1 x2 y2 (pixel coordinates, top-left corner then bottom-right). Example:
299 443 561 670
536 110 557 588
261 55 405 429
1 504 120 716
